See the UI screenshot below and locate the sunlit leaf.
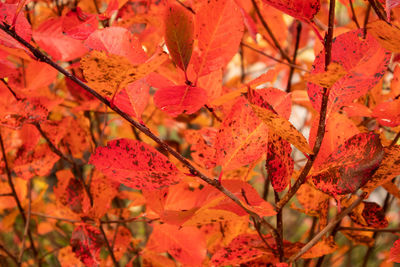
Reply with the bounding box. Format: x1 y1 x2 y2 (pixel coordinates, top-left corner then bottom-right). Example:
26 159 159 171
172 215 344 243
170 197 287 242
251 104 313 155
146 224 207 266
368 20 400 52
389 239 400 263
304 62 347 88
307 29 390 115
192 0 244 77
261 0 320 21
154 85 208 117
165 3 194 71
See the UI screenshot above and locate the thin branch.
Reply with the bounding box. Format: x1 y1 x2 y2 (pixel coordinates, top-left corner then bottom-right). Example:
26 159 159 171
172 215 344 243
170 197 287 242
241 42 309 72
99 224 119 267
18 180 33 263
390 130 400 148
363 4 371 38
0 22 277 235
339 227 400 232
288 192 367 262
274 191 284 261
276 0 336 211
0 243 20 266
286 21 302 92
175 0 195 14
29 212 80 223
367 0 387 21
250 0 291 62
0 131 40 264
205 105 222 122
349 0 361 28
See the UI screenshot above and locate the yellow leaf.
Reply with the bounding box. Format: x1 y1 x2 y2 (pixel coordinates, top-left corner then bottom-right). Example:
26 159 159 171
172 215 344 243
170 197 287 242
304 62 347 88
251 105 313 155
368 20 400 52
81 50 168 98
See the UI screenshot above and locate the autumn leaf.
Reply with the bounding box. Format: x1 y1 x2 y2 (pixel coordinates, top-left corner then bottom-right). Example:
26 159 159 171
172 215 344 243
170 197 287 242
81 50 167 99
214 97 269 170
89 139 184 190
307 29 390 115
301 236 338 259
146 224 207 266
389 239 400 263
251 104 313 155
192 0 244 78
348 201 388 229
368 20 400 52
363 145 400 193
62 8 97 40
0 3 32 49
154 85 208 117
304 62 347 88
372 98 400 127
262 0 320 21
310 132 384 196
164 3 194 71
71 224 104 267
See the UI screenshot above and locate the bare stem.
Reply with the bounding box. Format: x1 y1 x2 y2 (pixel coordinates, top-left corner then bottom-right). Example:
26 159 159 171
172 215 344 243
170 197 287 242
99 224 119 267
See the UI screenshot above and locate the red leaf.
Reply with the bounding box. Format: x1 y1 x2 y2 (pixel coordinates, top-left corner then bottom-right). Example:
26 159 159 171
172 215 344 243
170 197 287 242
165 3 194 71
71 224 104 267
89 139 183 190
372 98 400 127
390 239 400 263
310 132 384 196
261 0 320 21
62 8 97 40
146 224 207 266
214 97 269 170
154 85 207 117
349 201 388 228
308 29 390 115
0 3 32 49
211 234 272 265
33 17 87 61
192 0 244 77
266 133 294 192
84 27 147 64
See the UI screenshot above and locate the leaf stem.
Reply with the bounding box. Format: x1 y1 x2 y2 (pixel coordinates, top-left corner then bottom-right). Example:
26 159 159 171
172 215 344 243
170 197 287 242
349 0 361 28
99 224 119 267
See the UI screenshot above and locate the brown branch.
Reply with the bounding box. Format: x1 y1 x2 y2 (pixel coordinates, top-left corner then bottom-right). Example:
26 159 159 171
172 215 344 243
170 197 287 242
286 20 302 92
250 0 291 62
367 0 387 21
99 224 119 267
29 212 80 223
205 105 222 122
0 243 20 266
288 192 367 262
0 22 277 235
363 4 371 38
390 130 400 148
349 0 361 28
0 131 40 265
18 180 33 263
276 0 336 211
241 42 309 72
273 191 284 261
339 227 400 232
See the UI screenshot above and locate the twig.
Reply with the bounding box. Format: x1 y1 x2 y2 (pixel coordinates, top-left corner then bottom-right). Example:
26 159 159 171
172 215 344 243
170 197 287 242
363 4 371 38
175 0 195 14
241 42 309 72
286 21 302 92
0 243 20 266
250 0 291 62
276 0 336 211
239 42 246 83
339 227 400 232
0 21 279 236
349 0 361 28
367 0 387 21
0 131 40 265
30 212 80 223
204 105 222 122
18 180 32 263
288 193 367 262
274 191 284 261
99 224 119 267
0 192 13 197
390 131 400 147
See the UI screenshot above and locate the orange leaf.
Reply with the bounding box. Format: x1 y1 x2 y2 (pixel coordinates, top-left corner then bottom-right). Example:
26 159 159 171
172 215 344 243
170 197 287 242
251 104 313 155
368 20 400 53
